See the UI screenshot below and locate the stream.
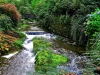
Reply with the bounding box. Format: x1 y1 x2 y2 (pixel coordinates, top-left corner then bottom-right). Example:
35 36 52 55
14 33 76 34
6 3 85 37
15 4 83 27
0 24 89 75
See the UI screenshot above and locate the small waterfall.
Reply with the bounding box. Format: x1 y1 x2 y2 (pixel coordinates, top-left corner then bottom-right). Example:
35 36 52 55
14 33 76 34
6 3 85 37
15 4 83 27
1 31 55 75
22 32 88 75
24 31 89 75
0 30 88 75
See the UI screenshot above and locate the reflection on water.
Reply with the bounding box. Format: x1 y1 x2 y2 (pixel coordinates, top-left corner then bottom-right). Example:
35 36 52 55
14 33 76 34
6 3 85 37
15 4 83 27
53 39 85 55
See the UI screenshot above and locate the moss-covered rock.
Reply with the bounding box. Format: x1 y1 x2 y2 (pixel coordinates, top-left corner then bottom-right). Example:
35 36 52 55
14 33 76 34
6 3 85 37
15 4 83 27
35 50 68 72
34 37 68 72
33 37 52 54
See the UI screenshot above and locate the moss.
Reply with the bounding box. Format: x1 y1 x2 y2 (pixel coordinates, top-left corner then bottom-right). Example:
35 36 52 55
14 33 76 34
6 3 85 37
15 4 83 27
35 50 68 72
34 37 68 73
33 37 52 54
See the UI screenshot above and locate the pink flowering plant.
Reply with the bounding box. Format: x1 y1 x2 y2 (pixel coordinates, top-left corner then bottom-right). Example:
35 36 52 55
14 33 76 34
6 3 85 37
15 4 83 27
85 8 100 37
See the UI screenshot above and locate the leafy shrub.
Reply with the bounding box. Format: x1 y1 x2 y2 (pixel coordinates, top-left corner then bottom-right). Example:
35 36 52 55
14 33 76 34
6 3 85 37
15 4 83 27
1 3 20 27
71 14 87 46
12 38 25 49
7 0 34 15
0 31 19 55
59 15 70 25
84 34 100 75
35 50 68 73
6 0 35 21
6 0 30 9
84 9 100 74
31 0 100 46
0 0 7 5
85 9 100 37
19 6 33 15
31 0 45 10
0 14 12 32
0 30 26 55
19 6 35 21
19 24 28 30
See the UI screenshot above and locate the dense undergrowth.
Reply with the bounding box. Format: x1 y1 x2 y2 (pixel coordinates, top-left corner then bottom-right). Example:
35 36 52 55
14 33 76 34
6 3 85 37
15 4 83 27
31 0 100 46
83 9 100 75
0 1 26 56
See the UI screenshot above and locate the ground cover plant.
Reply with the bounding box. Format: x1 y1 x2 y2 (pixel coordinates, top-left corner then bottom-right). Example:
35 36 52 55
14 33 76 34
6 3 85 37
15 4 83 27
33 37 52 54
34 37 68 74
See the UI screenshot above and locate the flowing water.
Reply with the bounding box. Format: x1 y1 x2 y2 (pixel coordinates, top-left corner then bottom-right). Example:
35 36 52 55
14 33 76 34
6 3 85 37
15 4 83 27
0 34 35 75
0 24 89 75
0 31 56 75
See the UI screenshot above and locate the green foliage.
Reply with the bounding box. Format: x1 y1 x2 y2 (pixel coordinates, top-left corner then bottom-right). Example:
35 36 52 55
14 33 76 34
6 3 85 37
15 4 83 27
0 14 13 32
35 50 68 72
31 0 45 10
18 23 28 30
19 6 33 15
59 15 70 25
84 8 100 73
33 37 52 54
11 31 26 49
85 9 100 37
13 38 23 48
34 37 68 73
0 0 7 5
70 0 100 46
6 0 35 21
19 6 35 21
89 41 100 66
12 34 26 49
31 0 100 46
84 34 100 75
6 0 30 9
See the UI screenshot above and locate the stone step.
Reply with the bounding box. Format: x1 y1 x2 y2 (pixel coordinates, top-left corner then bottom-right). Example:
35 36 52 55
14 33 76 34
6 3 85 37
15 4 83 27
25 31 47 35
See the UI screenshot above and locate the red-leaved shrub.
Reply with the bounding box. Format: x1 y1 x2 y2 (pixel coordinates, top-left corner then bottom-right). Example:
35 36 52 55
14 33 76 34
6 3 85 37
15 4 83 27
1 4 20 22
